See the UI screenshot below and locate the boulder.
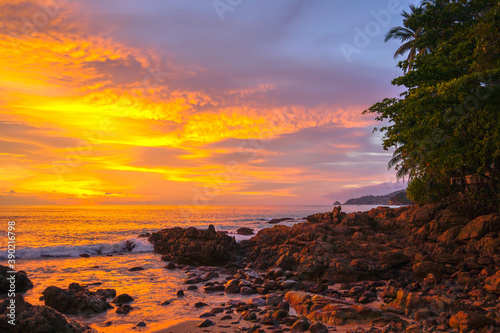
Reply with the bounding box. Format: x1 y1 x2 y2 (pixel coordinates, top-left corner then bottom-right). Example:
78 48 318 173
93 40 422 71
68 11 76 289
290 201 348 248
197 319 215 328
236 227 254 235
413 261 446 278
437 226 461 243
96 289 116 298
309 322 329 333
306 212 334 223
290 317 310 332
484 270 500 294
268 218 292 224
128 267 144 272
427 295 460 315
42 286 113 315
0 265 33 295
149 225 241 266
0 295 95 333
112 294 134 304
456 214 500 241
332 206 341 219
284 291 406 326
449 311 497 332
225 279 240 294
396 204 442 226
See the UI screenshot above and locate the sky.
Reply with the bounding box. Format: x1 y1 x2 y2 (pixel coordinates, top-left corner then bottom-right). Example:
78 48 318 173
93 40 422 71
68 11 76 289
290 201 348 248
0 0 414 206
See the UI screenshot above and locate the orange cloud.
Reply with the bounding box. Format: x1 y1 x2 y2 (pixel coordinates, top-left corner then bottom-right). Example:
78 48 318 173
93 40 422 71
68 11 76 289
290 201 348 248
0 0 384 205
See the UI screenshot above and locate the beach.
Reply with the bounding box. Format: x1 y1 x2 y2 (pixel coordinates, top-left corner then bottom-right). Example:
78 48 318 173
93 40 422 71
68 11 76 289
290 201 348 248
1 204 500 332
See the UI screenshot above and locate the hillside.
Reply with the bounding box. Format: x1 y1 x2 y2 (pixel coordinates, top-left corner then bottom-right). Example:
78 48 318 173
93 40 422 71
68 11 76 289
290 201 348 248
342 189 412 205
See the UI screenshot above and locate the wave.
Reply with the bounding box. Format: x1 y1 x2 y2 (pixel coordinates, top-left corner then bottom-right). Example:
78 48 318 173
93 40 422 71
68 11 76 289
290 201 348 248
0 238 154 259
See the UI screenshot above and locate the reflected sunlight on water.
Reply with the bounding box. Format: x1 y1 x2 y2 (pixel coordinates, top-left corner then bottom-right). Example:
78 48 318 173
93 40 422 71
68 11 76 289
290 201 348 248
0 205 392 331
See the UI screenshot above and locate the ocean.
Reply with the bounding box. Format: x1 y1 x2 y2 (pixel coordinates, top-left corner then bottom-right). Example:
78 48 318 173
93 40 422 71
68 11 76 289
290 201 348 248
0 205 389 332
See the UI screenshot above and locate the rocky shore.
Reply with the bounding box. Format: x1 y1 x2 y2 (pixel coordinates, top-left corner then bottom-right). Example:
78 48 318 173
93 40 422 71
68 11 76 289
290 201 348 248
1 204 499 333
149 204 500 333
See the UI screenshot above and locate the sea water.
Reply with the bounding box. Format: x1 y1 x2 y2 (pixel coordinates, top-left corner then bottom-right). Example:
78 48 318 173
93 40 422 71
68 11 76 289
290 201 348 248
0 205 388 332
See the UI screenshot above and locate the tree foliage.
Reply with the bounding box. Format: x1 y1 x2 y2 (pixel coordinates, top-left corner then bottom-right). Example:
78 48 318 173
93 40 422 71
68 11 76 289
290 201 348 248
365 0 500 215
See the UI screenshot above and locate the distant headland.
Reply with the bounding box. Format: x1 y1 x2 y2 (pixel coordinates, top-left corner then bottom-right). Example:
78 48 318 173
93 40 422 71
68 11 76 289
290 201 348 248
339 189 413 206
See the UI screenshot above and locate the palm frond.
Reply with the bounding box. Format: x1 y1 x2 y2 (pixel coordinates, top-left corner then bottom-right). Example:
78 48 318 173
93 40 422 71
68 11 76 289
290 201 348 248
394 41 414 59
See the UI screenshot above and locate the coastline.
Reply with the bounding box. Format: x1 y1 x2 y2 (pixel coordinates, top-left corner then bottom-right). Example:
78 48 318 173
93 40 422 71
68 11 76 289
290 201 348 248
1 204 499 333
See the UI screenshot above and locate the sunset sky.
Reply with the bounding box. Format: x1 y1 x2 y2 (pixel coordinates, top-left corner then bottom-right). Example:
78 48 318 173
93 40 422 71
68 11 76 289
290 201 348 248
0 0 413 205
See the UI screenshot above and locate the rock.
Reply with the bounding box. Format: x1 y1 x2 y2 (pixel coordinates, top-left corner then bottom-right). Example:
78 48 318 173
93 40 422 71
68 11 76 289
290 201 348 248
68 283 83 291
96 289 116 299
380 251 411 268
240 287 255 295
427 295 460 315
42 285 113 315
309 322 328 333
414 309 433 321
111 294 134 304
116 304 133 315
204 284 225 293
285 291 406 326
237 227 255 235
184 277 203 284
269 218 292 224
396 203 442 226
0 266 33 295
79 254 90 258
0 295 95 333
449 311 496 332
271 309 288 320
149 225 241 266
260 316 277 326
225 279 240 294
123 240 136 252
413 261 446 278
197 319 215 328
263 280 276 290
202 271 219 281
176 290 184 297
484 270 500 294
137 322 146 327
195 302 207 308
332 206 342 219
248 297 266 307
437 226 461 243
128 267 145 272
405 324 423 333
247 324 263 333
456 214 500 241
161 300 171 306
281 280 300 289
307 212 335 223
290 318 310 332
164 262 176 270
221 314 233 320
242 310 257 321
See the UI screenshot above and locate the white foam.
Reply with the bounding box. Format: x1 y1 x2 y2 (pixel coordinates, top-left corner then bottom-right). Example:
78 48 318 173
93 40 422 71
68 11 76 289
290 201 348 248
0 238 154 259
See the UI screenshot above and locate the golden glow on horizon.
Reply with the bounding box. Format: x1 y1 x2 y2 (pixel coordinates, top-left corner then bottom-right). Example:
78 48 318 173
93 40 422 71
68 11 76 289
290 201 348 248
0 5 380 205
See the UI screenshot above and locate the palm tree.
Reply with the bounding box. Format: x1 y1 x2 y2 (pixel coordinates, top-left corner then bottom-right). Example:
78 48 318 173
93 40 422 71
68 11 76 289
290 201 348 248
384 4 428 72
388 145 412 180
